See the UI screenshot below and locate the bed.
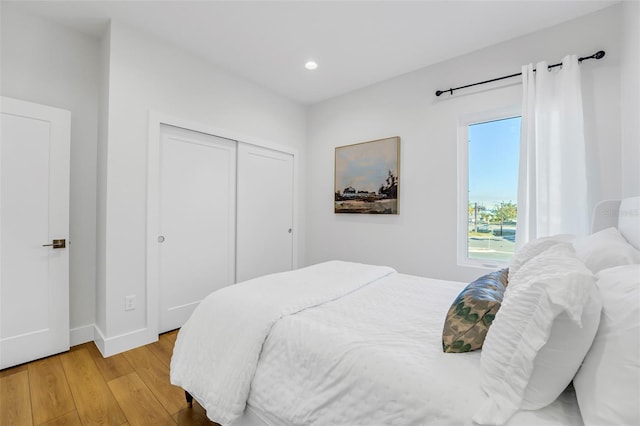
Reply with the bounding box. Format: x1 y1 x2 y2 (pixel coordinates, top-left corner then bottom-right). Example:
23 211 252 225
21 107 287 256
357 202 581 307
170 196 640 426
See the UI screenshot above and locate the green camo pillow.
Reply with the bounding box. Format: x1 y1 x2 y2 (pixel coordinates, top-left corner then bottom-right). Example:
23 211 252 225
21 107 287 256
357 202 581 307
442 269 508 353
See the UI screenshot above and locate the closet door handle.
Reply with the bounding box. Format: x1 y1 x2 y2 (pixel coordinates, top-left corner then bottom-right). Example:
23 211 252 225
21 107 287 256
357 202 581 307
158 235 165 243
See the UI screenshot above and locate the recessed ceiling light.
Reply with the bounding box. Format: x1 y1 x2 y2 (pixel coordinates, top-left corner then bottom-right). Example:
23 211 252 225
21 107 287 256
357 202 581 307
305 61 318 70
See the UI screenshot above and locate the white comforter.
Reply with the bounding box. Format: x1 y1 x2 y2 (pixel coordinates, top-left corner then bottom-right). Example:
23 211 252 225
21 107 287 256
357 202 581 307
170 261 395 425
247 273 583 426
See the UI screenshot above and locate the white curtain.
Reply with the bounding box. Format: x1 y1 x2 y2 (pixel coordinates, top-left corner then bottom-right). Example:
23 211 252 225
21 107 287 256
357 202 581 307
515 55 589 250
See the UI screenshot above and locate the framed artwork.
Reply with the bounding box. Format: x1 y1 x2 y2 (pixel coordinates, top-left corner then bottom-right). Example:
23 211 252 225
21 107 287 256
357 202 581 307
334 136 400 214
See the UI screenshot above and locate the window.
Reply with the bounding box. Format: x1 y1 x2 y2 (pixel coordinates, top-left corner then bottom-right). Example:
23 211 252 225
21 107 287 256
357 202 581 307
458 111 521 267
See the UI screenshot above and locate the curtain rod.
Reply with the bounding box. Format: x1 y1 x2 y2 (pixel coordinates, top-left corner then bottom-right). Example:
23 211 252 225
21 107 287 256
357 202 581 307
435 50 605 97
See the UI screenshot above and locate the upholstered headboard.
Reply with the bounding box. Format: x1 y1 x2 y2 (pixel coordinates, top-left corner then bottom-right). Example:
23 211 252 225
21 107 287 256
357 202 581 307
592 196 640 250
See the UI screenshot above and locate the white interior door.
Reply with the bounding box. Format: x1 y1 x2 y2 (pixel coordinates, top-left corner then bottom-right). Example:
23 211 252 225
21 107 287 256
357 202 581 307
236 143 294 282
158 125 236 333
0 97 70 369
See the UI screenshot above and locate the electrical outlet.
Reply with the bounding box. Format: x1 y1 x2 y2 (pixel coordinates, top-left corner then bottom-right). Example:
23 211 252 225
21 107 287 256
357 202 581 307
125 295 136 311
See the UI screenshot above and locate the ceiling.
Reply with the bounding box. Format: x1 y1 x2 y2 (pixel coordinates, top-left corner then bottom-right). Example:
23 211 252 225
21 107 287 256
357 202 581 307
5 0 618 105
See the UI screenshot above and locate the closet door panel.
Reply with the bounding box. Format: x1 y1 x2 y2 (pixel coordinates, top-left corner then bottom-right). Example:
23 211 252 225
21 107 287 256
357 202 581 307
158 125 236 333
236 143 294 282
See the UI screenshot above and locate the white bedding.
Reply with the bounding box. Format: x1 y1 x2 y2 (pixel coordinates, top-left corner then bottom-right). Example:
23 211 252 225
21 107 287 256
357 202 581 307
170 261 395 425
171 197 639 426
247 273 583 426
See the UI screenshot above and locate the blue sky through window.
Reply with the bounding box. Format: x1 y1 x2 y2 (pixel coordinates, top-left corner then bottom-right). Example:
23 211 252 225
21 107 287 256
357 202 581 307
468 116 521 208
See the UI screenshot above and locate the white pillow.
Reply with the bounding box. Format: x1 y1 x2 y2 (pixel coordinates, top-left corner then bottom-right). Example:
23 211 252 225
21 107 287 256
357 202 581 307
573 227 640 273
509 234 575 278
573 264 640 426
521 285 601 409
474 244 597 425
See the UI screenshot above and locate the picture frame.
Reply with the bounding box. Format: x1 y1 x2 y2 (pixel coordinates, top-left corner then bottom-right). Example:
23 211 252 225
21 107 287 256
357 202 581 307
334 136 400 214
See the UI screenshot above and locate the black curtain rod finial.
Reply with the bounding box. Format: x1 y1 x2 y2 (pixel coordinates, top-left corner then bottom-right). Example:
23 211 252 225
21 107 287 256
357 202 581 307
435 88 454 97
579 50 605 62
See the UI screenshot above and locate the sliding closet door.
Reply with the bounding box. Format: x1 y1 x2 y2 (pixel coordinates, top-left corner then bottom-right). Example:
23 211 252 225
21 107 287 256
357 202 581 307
157 125 236 333
236 143 294 282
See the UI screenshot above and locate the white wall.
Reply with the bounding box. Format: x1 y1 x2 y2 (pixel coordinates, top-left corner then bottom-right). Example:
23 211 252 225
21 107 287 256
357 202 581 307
97 22 307 354
306 5 623 283
1 4 99 343
620 1 640 197
2 2 630 354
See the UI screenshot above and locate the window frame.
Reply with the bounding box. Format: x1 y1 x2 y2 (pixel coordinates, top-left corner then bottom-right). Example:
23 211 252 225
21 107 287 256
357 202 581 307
457 105 521 269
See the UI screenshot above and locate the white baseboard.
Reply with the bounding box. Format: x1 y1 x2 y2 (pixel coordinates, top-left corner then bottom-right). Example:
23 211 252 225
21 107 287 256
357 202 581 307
70 324 95 346
93 325 157 357
93 324 107 355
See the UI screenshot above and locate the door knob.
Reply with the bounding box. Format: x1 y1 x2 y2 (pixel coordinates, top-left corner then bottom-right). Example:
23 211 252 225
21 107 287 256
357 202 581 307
158 235 165 243
42 239 66 249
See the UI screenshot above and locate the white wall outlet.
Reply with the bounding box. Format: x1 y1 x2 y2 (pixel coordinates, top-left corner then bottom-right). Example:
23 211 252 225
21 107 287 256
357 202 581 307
125 295 136 311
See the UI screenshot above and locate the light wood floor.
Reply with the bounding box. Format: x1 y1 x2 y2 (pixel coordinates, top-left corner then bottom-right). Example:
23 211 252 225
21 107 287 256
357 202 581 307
0 330 220 426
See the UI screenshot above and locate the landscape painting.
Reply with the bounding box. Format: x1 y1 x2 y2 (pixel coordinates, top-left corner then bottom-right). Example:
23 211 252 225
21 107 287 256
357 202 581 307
334 137 400 214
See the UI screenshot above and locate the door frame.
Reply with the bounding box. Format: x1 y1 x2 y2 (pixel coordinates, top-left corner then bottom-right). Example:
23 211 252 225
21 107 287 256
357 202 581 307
146 112 299 340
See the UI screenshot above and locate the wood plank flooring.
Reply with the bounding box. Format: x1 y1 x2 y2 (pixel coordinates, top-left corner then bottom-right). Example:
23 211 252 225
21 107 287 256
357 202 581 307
0 331 219 426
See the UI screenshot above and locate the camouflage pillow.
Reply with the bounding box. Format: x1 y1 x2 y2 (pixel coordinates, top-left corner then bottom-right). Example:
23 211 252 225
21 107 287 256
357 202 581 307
442 269 508 353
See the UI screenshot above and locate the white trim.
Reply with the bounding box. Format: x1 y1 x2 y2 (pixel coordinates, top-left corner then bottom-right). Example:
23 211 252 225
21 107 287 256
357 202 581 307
146 111 299 342
291 147 300 271
93 324 154 357
457 105 521 270
93 324 107 355
147 115 161 344
70 324 95 346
